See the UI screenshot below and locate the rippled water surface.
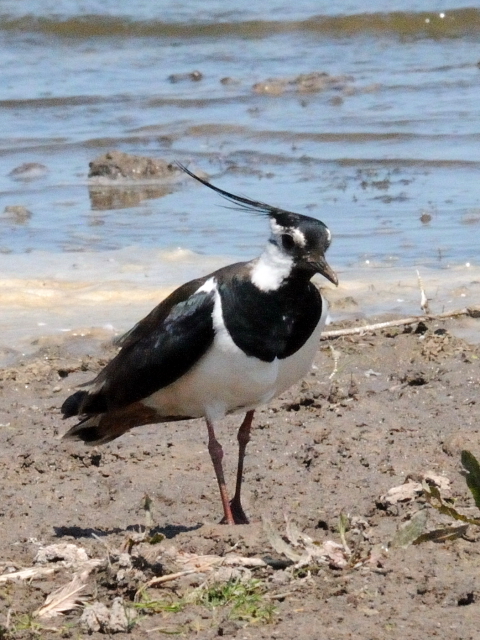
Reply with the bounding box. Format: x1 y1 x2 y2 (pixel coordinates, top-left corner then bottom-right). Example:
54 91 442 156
1 1 479 353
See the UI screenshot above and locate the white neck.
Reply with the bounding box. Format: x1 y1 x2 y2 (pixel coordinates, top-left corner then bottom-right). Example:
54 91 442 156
250 241 293 292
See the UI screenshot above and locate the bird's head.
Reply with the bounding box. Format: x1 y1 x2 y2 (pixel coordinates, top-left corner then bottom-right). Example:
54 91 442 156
267 210 337 285
177 163 338 287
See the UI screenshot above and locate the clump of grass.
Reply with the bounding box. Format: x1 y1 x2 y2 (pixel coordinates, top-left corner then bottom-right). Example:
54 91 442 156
134 578 276 627
1 613 43 638
133 592 186 615
410 450 480 545
195 579 276 624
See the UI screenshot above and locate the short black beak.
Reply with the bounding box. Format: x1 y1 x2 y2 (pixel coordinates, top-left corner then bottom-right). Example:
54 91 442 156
313 255 338 286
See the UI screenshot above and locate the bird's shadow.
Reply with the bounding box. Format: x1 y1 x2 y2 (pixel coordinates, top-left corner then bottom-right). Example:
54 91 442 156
53 522 202 540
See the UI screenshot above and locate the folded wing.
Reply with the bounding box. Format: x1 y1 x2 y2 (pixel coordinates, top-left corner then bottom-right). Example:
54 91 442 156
61 277 216 418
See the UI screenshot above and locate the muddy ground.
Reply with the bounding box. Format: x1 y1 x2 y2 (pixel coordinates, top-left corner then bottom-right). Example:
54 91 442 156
1 315 480 638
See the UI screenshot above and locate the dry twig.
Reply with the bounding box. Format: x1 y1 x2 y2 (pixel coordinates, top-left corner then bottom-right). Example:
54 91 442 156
0 566 58 583
321 307 476 340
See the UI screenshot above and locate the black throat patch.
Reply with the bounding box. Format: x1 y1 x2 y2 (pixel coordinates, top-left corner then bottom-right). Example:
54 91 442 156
218 276 323 362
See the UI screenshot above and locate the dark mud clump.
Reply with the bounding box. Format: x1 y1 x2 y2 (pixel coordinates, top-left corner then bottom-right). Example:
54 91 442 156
87 151 182 210
88 151 178 181
252 71 354 95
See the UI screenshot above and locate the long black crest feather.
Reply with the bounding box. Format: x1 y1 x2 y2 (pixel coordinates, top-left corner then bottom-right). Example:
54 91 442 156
176 162 302 224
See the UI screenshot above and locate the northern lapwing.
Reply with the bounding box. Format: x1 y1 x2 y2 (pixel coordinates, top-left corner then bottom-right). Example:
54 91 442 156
62 165 338 525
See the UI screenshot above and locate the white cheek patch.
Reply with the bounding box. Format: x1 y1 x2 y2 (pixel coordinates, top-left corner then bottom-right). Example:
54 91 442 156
269 219 306 248
291 228 306 247
269 219 286 236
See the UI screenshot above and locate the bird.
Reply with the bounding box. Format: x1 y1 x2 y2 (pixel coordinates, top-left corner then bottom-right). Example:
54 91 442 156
61 164 338 525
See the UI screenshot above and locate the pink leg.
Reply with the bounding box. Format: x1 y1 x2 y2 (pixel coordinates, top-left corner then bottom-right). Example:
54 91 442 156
229 410 255 524
206 419 235 525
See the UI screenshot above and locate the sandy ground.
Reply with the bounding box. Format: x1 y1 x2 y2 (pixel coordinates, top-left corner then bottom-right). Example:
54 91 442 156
1 315 480 638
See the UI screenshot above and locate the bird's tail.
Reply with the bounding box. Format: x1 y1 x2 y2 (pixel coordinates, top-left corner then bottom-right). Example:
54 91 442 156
61 387 134 444
62 401 163 445
62 414 132 445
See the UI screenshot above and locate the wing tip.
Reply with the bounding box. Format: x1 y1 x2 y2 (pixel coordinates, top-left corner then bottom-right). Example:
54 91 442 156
62 418 116 445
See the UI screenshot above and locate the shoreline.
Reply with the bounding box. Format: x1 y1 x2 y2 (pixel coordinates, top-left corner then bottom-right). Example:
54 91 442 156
1 254 479 365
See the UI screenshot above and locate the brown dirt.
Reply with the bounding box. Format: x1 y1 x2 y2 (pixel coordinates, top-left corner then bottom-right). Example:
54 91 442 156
1 316 480 638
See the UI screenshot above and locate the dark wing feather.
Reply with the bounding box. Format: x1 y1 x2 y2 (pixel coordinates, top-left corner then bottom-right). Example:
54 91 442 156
114 275 205 349
63 277 216 417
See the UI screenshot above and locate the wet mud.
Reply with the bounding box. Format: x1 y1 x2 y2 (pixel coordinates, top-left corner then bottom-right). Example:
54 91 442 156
1 316 479 637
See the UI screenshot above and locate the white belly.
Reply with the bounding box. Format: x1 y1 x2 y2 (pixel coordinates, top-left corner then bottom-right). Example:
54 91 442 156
144 292 328 422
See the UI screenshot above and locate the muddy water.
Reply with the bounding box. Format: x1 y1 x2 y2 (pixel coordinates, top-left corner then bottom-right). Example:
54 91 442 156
1 2 479 361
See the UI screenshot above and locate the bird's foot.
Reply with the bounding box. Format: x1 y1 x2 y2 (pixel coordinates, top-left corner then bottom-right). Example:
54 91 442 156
219 499 250 525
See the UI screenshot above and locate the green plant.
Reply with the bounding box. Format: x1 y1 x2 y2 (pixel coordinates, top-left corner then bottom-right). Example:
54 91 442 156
411 449 480 545
133 592 186 615
195 579 276 624
2 613 44 637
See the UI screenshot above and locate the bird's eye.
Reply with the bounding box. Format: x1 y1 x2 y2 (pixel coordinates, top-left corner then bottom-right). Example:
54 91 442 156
281 234 295 251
